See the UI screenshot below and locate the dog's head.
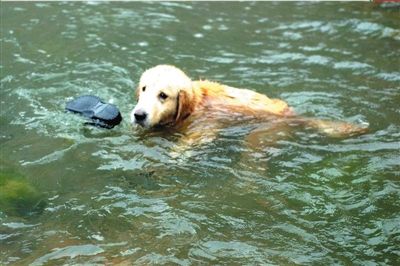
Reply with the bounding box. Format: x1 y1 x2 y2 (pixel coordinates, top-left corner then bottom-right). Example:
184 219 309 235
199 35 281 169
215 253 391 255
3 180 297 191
131 65 194 128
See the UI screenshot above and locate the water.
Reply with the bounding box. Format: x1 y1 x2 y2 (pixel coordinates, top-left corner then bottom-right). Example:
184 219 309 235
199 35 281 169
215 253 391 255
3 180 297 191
1 2 399 265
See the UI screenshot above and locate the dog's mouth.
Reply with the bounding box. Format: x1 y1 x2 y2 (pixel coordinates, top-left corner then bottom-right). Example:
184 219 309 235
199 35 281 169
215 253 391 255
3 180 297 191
134 120 145 127
131 111 175 129
134 119 168 130
133 120 151 129
133 120 174 130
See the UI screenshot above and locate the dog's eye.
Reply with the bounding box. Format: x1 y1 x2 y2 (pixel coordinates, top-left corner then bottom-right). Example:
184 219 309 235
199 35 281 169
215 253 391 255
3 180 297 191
142 86 146 92
159 92 168 100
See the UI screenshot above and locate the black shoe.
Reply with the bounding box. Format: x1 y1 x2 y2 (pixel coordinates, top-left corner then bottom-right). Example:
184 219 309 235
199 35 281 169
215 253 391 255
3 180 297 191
66 95 122 129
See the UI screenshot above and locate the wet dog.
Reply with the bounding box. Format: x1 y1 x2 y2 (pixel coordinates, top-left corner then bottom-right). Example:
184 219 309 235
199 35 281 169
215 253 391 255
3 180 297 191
131 65 368 151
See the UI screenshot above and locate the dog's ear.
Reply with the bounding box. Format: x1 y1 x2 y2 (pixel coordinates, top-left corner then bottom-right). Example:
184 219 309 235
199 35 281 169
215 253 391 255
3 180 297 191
135 86 140 101
175 90 193 123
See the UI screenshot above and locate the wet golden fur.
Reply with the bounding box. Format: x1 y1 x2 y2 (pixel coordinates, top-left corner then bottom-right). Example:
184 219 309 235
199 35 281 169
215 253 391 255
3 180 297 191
131 65 368 150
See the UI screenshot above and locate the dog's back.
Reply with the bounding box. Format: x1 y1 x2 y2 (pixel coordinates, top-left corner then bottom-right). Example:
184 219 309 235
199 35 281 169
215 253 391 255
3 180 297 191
192 80 294 117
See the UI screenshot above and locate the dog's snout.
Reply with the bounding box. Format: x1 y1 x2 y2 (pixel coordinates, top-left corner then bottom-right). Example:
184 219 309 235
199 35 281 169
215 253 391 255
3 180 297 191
134 110 147 122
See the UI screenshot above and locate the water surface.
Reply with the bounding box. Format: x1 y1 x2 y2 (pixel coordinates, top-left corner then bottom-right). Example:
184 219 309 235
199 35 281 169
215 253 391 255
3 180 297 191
1 2 400 265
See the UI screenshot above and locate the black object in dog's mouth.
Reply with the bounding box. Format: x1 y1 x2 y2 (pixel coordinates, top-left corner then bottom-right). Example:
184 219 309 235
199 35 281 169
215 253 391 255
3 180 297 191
66 95 122 129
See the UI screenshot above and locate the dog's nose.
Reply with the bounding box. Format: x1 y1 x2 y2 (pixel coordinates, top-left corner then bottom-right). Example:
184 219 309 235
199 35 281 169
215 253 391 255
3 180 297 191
134 110 147 122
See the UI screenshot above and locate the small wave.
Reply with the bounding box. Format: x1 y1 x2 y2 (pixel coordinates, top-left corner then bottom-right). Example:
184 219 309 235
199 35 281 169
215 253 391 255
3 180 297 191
303 55 331 65
194 240 258 260
333 61 373 70
348 19 400 41
31 244 104 266
376 72 400 82
258 52 306 64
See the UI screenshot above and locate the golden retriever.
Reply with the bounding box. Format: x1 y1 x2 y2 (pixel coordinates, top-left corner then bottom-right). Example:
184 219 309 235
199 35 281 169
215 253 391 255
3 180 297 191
131 65 368 149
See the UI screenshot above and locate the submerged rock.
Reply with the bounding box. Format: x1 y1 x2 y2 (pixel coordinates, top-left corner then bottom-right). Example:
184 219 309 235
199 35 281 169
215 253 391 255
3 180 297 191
0 170 46 217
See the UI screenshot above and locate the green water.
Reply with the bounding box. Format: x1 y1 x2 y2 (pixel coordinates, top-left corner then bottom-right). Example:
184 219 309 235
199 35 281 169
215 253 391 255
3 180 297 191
1 2 400 265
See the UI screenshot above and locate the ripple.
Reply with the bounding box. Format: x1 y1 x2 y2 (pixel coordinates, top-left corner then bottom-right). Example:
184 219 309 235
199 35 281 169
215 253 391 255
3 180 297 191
281 91 342 118
303 55 331 65
94 151 145 171
349 19 400 40
193 33 204 38
160 2 193 10
31 244 104 266
96 186 171 217
287 141 400 153
283 31 303 40
14 54 35 65
3 222 39 229
194 241 258 260
135 253 190 265
376 72 400 82
333 61 373 70
258 52 306 64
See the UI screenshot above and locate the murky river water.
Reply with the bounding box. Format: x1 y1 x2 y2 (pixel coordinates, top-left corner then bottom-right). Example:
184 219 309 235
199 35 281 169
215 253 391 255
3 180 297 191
1 2 400 265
